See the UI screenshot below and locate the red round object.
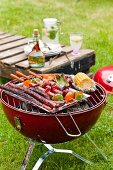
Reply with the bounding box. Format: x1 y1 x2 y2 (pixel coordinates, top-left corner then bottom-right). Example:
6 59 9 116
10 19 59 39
0 83 107 144
93 66 113 94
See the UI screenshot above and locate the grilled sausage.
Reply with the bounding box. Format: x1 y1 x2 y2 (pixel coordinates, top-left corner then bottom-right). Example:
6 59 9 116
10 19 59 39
8 83 57 108
16 71 30 80
29 71 42 79
30 87 50 100
10 74 24 82
0 84 52 111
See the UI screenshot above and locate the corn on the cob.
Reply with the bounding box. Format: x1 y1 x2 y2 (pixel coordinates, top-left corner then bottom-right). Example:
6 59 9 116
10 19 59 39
73 72 94 90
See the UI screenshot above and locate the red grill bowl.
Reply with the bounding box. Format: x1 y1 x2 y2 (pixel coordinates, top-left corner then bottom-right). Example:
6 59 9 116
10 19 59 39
0 83 107 144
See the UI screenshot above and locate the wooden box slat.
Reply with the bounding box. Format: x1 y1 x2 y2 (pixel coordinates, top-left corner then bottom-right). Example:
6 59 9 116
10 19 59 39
0 35 25 45
15 46 72 69
1 53 27 65
0 45 25 60
0 32 6 35
0 62 30 78
0 38 28 52
32 49 94 73
15 60 29 69
15 49 95 73
61 46 72 53
0 33 13 39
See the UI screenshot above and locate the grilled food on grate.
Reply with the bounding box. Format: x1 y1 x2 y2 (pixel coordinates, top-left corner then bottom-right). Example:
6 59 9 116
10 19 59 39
72 72 96 92
0 72 93 113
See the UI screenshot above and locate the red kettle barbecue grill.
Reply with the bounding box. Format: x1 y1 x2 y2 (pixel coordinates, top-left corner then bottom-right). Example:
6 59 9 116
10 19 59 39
0 77 107 170
93 65 113 94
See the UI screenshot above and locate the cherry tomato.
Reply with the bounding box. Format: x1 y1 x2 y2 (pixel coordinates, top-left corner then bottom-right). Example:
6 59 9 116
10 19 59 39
23 80 31 88
65 92 74 103
45 86 51 93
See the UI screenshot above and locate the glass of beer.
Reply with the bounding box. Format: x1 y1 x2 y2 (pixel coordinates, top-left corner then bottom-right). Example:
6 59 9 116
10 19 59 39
70 33 83 54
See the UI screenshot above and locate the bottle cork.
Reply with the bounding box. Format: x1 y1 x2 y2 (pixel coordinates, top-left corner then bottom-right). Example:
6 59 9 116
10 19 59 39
33 29 38 36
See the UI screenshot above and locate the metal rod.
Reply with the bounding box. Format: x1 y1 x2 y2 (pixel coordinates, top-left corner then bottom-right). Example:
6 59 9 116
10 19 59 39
63 51 74 69
90 95 98 104
53 148 91 164
55 113 81 137
21 139 36 170
94 92 102 102
32 149 53 170
32 144 91 170
49 54 59 65
85 134 107 160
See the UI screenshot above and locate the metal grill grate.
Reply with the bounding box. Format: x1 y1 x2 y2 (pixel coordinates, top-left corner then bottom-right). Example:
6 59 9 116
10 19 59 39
1 84 106 115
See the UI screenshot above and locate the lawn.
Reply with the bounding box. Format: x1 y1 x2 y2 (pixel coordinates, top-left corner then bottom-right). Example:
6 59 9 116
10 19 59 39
0 0 113 170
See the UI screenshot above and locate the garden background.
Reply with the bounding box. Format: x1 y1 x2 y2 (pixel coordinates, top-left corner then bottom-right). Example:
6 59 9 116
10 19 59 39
0 0 113 170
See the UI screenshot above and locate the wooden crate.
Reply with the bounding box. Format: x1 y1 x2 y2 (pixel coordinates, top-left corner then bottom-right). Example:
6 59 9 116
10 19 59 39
0 32 95 79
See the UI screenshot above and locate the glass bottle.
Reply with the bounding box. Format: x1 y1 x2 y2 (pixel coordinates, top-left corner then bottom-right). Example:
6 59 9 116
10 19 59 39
28 29 45 68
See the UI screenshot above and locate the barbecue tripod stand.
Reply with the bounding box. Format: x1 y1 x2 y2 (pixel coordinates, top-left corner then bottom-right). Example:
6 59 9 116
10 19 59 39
20 134 107 170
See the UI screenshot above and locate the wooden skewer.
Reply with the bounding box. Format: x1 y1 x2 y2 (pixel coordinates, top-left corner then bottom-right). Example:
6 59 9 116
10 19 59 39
29 70 42 79
16 71 29 79
10 74 24 82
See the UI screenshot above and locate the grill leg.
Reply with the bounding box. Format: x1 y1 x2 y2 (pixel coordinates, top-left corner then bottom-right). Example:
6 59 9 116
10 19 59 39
20 139 36 170
86 134 107 160
32 144 91 170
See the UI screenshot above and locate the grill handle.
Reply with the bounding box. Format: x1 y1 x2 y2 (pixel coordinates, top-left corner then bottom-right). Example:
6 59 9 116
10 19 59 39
55 114 81 137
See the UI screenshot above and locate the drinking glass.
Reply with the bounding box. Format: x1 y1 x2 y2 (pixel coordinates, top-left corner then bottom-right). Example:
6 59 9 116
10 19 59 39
70 33 83 54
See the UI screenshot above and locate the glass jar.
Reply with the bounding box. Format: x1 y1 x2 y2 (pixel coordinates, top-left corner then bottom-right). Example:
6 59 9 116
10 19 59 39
42 18 59 44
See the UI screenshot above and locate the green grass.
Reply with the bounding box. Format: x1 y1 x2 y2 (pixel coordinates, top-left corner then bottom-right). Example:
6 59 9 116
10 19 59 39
1 0 113 169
